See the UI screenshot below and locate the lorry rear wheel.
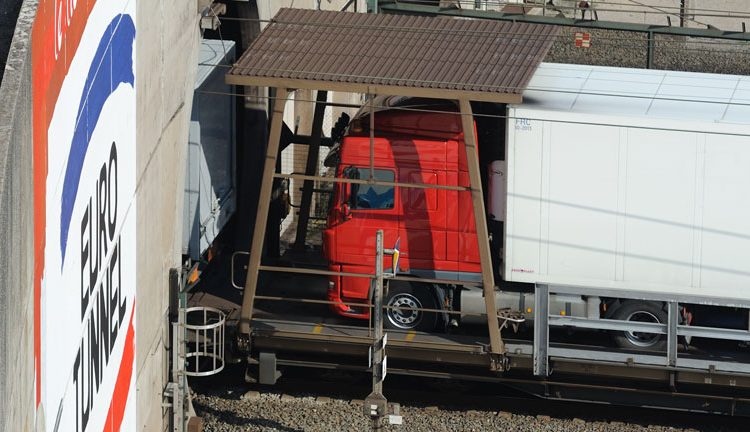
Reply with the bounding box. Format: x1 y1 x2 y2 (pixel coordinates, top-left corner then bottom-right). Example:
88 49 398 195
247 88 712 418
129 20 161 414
384 284 439 332
612 301 667 351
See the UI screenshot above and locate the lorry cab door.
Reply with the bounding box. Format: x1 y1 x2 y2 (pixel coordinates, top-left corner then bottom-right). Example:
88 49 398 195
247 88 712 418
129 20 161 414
336 166 399 299
398 169 447 273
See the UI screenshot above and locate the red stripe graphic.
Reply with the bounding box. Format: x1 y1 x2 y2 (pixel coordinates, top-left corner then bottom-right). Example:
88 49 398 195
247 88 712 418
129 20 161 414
31 0 98 406
102 305 136 432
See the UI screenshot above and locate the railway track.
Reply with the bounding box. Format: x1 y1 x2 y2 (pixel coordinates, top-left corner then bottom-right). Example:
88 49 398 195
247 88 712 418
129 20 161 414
191 248 750 429
191 363 747 431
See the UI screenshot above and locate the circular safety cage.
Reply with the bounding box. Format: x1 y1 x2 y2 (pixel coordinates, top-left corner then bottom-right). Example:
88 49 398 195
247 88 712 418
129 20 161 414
185 306 226 377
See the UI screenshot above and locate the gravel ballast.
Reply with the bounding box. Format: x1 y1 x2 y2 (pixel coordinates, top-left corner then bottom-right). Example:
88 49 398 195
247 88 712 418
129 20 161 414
193 389 742 432
546 28 750 75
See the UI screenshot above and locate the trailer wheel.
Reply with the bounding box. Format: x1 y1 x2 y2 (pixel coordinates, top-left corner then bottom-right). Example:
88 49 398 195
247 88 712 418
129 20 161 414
612 301 667 351
384 284 439 332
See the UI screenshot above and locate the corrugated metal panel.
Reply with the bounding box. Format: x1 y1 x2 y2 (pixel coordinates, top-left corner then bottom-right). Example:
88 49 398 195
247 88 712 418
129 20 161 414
227 8 559 103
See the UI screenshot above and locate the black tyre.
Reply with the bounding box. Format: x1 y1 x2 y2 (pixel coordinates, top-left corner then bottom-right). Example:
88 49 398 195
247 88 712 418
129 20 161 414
384 283 439 332
612 301 667 351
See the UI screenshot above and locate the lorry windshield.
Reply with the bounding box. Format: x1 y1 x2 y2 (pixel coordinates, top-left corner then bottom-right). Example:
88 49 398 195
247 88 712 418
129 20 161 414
344 167 395 210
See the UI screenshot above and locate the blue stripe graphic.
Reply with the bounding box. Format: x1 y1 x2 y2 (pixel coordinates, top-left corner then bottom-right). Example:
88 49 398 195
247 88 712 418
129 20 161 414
60 14 136 266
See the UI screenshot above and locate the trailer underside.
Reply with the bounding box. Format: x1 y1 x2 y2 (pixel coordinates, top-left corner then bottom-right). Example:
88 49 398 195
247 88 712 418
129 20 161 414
191 258 750 417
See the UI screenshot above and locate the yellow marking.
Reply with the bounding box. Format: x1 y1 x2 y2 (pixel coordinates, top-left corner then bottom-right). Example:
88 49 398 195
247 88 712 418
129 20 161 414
405 331 416 342
526 307 532 314
560 310 566 316
313 324 324 334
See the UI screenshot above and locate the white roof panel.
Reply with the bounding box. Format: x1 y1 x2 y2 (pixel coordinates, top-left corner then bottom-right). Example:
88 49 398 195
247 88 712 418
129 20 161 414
196 39 236 89
522 63 750 126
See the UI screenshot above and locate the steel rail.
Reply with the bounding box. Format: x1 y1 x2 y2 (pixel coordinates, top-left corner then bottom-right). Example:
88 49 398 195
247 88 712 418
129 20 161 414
250 319 750 378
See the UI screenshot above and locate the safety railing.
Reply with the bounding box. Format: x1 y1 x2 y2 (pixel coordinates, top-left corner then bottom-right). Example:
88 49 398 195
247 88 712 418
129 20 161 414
185 306 227 377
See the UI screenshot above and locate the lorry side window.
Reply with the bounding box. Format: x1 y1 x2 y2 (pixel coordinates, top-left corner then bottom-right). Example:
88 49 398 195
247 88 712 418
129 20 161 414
345 167 395 210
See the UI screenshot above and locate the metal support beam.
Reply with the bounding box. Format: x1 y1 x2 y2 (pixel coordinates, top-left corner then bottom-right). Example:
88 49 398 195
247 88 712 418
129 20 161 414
280 123 334 152
365 230 388 431
170 275 187 432
458 100 505 361
379 2 750 42
534 284 550 377
680 0 688 28
341 0 357 12
294 90 328 251
646 31 655 69
240 88 290 336
267 88 282 260
369 94 375 179
667 301 679 367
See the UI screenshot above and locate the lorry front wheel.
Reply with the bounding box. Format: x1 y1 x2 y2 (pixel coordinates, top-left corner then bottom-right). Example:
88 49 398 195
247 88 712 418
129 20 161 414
612 301 667 351
384 284 439 332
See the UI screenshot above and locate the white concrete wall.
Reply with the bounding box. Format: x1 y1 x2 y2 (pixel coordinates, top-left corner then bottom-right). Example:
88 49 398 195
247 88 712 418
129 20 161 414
135 0 201 430
257 0 367 30
582 0 749 30
0 0 204 430
529 0 750 30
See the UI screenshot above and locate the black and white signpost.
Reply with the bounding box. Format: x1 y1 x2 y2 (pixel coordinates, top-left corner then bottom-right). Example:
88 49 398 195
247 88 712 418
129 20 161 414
364 230 402 431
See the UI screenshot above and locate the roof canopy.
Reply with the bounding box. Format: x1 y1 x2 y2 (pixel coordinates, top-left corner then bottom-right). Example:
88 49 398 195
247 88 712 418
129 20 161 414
226 8 559 103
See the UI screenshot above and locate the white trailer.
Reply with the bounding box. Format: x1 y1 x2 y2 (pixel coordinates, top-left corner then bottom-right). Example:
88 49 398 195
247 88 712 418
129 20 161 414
183 39 237 260
505 63 750 302
472 64 750 364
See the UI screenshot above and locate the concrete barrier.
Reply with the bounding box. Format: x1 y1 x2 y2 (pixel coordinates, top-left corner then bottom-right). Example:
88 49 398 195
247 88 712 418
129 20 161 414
0 0 37 430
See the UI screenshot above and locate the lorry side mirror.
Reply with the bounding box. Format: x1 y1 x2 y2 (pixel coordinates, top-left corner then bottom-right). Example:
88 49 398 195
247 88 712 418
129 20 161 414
342 166 359 210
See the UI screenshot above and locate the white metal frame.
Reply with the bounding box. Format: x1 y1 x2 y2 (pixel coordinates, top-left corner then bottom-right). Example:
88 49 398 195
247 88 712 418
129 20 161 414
532 283 750 377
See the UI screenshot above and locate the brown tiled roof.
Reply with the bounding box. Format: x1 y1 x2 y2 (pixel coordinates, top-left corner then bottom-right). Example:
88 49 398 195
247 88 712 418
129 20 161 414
226 8 559 103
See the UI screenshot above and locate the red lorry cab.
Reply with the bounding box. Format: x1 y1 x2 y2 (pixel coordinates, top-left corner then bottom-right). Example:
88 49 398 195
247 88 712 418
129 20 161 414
323 98 483 319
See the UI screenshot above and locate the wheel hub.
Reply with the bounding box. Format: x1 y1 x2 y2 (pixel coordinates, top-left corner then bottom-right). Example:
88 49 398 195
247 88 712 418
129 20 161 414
624 310 661 348
386 294 422 329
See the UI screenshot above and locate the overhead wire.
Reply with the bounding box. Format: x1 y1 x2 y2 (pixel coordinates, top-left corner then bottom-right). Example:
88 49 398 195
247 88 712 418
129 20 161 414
194 89 750 138
194 8 750 140
203 59 750 95
622 0 708 28
217 14 750 37
393 0 750 20
215 60 750 102
215 10 750 89
215 15 750 50
199 50 750 107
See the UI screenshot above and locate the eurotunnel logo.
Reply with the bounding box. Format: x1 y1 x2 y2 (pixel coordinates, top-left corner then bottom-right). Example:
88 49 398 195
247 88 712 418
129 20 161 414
59 14 135 266
54 0 80 60
33 2 138 431
63 15 136 432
